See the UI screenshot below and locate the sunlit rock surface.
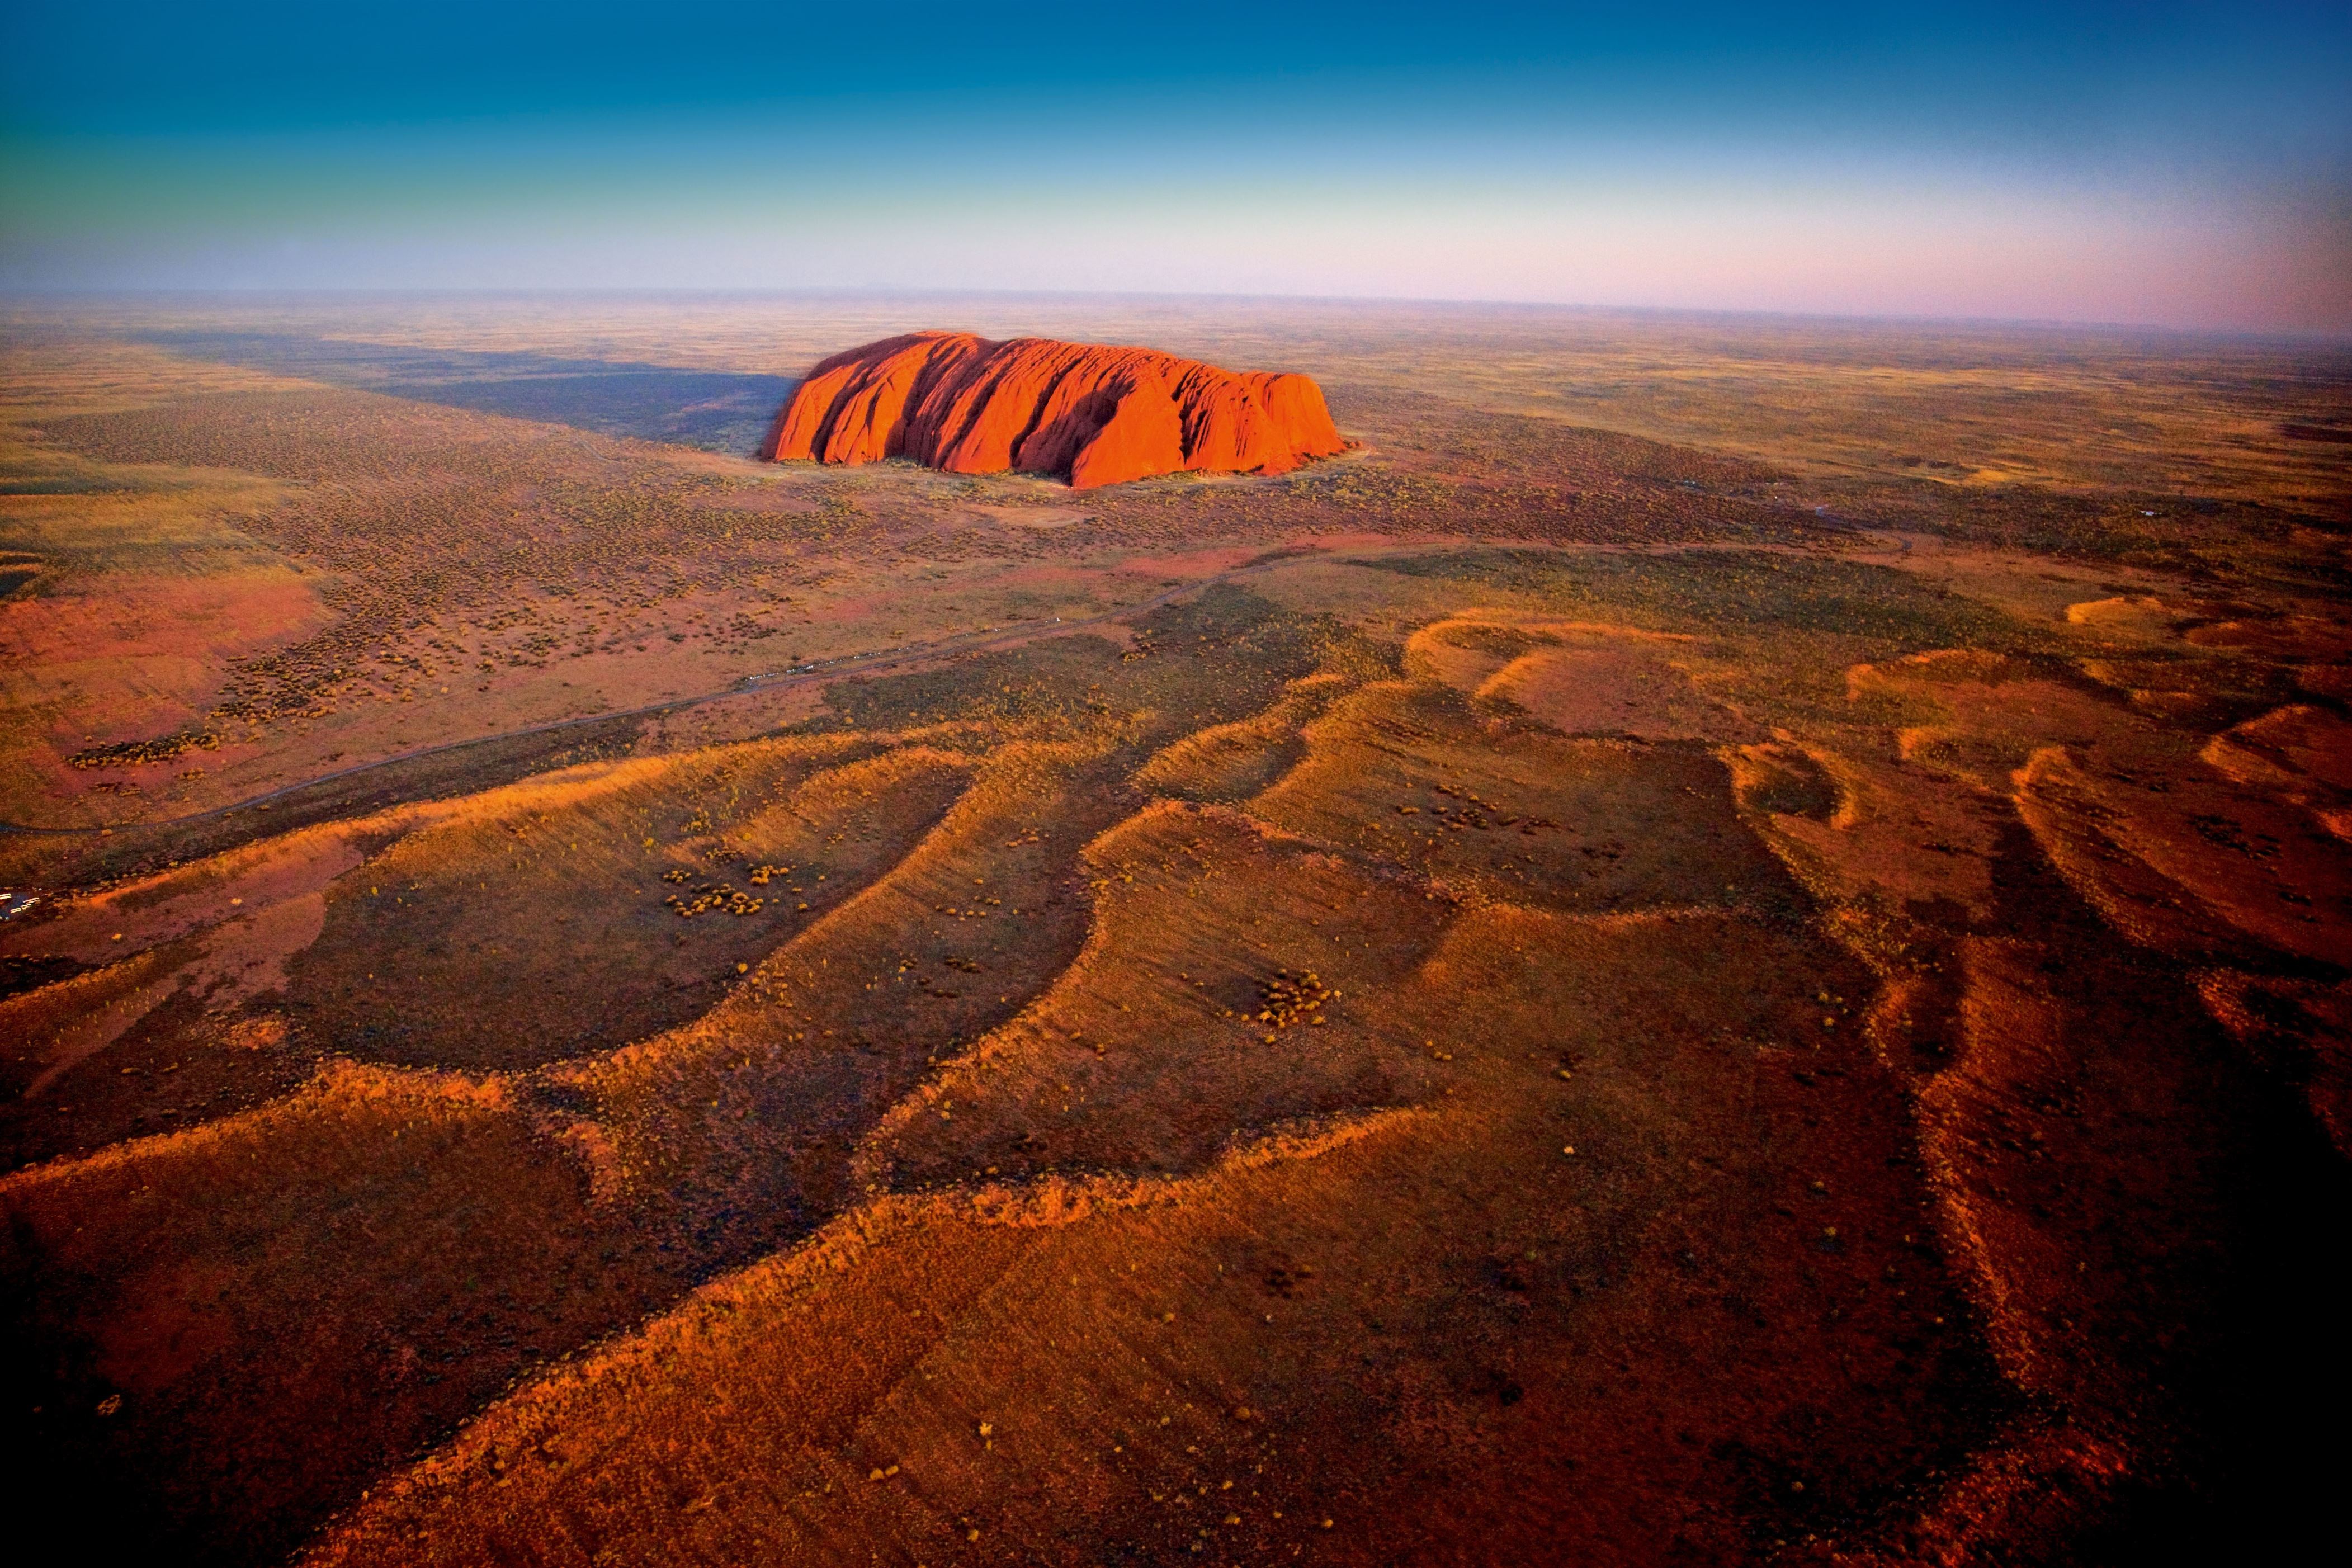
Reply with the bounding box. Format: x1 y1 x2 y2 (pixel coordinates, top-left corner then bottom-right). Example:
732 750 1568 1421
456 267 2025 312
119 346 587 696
766 332 1347 488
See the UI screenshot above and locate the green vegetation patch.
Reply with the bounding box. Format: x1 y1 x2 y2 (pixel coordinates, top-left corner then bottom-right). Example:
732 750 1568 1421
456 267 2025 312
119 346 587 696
1364 547 2048 657
0 450 137 496
813 584 1373 749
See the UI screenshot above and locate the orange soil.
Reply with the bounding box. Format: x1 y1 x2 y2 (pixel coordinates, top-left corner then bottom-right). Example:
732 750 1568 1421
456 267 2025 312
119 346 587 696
4 308 2347 1568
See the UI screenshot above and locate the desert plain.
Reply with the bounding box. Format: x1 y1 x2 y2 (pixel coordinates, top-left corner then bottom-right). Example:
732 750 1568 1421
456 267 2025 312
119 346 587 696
1 292 2348 1565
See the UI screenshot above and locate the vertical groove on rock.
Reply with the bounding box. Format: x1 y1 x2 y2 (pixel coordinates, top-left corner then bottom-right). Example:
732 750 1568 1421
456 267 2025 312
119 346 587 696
767 333 1346 488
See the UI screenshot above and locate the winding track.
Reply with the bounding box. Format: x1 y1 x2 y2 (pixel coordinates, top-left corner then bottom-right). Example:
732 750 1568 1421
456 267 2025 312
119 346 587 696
6 507 1909 841
0 548 1332 838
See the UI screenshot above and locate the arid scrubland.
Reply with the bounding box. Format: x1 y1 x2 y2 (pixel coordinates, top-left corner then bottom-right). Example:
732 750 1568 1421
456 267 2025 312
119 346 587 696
2 296 2347 1567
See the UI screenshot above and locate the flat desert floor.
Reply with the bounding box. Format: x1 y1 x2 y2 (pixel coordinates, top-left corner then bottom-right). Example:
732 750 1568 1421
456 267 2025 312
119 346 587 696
2 294 2348 1566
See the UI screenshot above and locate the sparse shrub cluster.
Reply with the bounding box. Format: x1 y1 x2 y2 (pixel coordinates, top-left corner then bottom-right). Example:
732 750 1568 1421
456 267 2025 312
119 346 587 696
1256 967 1334 1032
69 728 221 769
662 882 766 918
35 389 880 750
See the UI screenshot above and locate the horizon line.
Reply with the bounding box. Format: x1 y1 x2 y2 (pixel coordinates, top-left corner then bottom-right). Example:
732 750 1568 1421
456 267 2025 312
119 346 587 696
7 285 2351 346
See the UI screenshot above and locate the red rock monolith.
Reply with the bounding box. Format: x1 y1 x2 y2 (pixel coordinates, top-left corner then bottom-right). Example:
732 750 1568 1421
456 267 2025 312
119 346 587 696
766 333 1344 489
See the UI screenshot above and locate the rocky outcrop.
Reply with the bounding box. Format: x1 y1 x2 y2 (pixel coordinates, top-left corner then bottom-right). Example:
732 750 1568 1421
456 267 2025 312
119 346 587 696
766 332 1345 489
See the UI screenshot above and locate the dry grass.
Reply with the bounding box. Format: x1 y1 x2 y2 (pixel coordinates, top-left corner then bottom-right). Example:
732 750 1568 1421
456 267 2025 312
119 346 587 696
1 296 2346 1566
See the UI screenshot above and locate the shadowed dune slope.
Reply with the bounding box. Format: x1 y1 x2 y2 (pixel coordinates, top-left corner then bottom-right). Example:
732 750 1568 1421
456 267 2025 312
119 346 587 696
309 898 1978 1568
4 545 2346 1568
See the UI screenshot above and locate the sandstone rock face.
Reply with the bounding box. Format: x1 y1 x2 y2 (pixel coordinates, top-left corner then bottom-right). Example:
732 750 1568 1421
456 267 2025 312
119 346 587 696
766 333 1345 489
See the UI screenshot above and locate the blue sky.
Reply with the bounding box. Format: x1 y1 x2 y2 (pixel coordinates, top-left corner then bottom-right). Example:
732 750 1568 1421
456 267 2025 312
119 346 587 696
3 2 2346 328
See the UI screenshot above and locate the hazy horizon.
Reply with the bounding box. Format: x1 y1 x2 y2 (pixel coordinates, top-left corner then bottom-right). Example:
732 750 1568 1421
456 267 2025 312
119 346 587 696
12 287 2352 347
